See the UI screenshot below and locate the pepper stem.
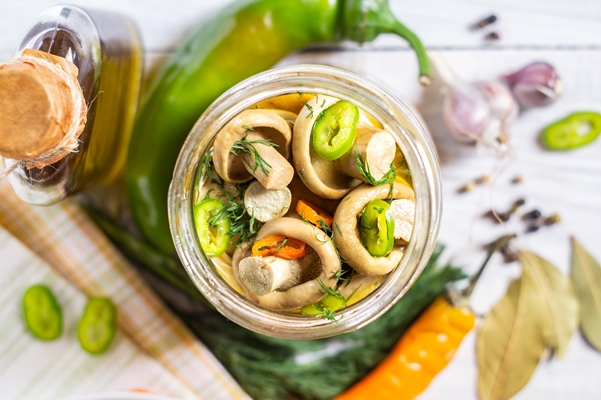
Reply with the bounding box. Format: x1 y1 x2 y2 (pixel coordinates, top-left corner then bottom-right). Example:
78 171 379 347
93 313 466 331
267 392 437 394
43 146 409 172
463 234 516 298
342 0 432 85
385 19 432 86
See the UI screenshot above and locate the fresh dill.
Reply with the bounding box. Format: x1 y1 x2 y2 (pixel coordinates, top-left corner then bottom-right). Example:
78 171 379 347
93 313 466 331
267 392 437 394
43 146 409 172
304 102 314 118
315 278 346 323
230 135 278 176
335 223 343 236
355 152 396 186
208 179 264 245
332 268 349 281
241 125 254 131
373 206 384 214
321 99 326 108
297 91 304 97
275 238 288 254
199 150 214 182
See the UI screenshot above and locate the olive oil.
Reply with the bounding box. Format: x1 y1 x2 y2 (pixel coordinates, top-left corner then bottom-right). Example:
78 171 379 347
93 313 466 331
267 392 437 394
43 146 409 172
1 5 141 205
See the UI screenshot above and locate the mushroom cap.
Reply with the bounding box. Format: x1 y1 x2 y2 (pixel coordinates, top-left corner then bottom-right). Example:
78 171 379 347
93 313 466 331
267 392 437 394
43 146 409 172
212 109 292 184
292 95 363 199
241 217 341 311
333 183 415 275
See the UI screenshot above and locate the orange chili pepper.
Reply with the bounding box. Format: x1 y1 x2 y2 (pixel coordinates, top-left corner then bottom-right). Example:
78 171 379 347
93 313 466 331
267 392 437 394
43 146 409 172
296 199 333 228
251 235 307 259
335 296 475 400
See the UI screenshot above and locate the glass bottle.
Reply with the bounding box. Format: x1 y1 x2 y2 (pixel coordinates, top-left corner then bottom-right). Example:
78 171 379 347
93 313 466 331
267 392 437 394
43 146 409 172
0 5 142 205
169 64 442 339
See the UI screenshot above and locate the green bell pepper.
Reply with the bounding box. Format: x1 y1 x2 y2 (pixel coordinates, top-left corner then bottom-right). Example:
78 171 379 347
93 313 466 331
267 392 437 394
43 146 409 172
360 199 395 257
541 111 601 150
312 100 359 160
126 0 431 254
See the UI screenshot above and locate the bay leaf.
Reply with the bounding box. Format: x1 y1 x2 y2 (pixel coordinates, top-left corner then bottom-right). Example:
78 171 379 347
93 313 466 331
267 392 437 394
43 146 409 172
571 237 601 350
520 250 579 358
477 266 547 400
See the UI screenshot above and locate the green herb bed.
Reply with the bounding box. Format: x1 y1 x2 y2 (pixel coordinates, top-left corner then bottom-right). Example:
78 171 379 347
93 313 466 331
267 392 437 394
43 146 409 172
184 247 463 400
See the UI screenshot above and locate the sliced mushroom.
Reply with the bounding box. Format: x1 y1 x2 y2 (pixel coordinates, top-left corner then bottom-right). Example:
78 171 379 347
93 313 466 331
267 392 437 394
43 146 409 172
234 217 340 311
333 183 415 275
237 249 321 296
292 96 397 199
244 180 291 222
390 198 415 243
292 95 362 199
212 109 294 190
335 126 397 182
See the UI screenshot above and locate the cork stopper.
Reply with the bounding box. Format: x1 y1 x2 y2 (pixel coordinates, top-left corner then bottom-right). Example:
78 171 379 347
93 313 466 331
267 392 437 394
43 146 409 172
0 49 86 169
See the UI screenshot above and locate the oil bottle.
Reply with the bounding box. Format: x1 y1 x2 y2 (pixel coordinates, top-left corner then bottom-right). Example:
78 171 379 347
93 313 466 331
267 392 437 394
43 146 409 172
0 5 142 205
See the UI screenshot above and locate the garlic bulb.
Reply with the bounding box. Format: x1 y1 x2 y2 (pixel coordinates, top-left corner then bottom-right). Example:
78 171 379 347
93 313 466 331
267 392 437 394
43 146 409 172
443 84 496 144
474 81 519 126
502 61 562 108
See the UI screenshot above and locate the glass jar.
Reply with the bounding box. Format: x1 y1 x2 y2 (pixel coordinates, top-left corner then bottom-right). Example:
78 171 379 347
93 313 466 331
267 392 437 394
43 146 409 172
1 5 142 205
169 64 441 339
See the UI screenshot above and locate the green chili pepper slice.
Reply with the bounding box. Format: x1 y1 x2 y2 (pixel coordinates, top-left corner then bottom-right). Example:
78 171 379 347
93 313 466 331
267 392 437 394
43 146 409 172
194 198 231 257
23 284 62 340
360 199 395 257
78 297 117 354
312 101 359 160
541 111 601 150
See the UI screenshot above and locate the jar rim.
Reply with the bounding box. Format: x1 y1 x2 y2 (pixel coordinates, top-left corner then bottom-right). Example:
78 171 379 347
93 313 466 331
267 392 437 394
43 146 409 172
168 64 441 339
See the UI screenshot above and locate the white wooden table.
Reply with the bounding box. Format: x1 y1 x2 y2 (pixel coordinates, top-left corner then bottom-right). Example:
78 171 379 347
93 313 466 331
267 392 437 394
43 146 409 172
2 1 601 399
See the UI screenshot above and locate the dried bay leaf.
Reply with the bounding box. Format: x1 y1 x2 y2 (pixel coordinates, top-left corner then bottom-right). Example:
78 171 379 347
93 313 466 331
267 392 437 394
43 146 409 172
571 237 601 350
520 250 579 358
477 265 547 400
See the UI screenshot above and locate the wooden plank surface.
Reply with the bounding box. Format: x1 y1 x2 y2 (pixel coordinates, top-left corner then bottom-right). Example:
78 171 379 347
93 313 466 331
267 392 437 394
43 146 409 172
2 1 601 399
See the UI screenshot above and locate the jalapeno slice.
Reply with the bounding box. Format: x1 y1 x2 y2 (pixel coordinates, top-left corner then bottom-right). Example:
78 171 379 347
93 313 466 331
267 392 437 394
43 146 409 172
360 199 395 257
23 284 62 340
194 198 231 257
542 111 601 150
312 100 359 160
78 297 117 354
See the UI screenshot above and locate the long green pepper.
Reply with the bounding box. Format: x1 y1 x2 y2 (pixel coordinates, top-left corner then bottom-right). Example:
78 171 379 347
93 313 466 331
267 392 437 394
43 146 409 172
126 0 431 254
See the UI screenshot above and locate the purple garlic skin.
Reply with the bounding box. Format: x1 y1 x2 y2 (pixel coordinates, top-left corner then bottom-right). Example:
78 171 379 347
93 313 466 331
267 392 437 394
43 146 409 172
443 85 493 143
474 81 519 125
502 61 562 108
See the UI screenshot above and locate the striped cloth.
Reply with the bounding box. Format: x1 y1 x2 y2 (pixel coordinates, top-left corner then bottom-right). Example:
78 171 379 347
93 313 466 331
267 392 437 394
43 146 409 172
0 180 249 400
0 225 195 400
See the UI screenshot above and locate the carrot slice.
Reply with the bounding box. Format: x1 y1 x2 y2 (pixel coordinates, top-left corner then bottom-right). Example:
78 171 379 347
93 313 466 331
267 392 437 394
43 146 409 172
296 199 333 228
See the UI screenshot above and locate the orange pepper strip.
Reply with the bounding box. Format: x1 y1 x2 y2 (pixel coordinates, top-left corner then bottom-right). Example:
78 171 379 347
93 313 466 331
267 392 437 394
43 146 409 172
251 235 307 260
335 296 475 400
296 199 333 228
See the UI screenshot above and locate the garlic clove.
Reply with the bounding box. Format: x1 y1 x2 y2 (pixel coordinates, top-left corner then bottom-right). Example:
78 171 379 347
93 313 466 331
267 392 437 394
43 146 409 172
502 61 562 108
443 85 496 144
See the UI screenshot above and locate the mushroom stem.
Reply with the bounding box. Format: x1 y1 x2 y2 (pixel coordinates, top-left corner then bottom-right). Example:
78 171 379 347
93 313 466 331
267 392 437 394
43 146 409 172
335 127 396 182
241 131 295 190
238 256 298 296
390 198 415 243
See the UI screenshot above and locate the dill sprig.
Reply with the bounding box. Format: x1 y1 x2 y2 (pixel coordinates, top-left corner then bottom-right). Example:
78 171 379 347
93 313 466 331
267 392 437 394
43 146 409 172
198 149 214 182
207 177 263 245
230 135 278 176
304 102 314 118
355 152 396 186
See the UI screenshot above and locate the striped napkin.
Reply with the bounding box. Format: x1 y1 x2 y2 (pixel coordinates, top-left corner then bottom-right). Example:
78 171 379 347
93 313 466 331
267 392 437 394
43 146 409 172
0 180 249 400
0 225 195 400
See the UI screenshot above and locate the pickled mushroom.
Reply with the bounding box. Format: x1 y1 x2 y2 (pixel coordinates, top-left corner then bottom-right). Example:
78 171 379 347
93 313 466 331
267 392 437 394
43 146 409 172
233 217 340 311
292 95 397 199
333 183 415 275
212 109 294 190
